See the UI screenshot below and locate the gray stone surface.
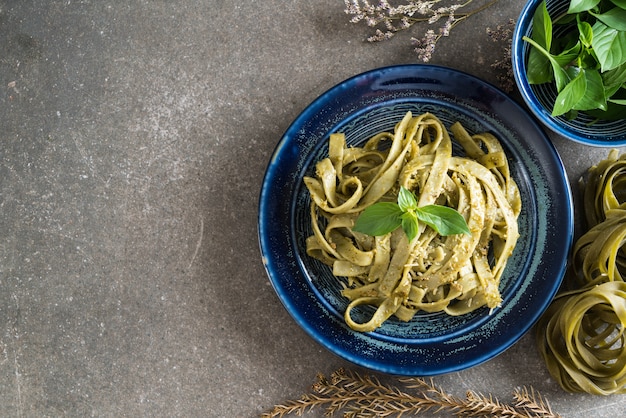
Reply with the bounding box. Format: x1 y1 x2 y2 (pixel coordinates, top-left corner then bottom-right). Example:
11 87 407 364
1 1 624 417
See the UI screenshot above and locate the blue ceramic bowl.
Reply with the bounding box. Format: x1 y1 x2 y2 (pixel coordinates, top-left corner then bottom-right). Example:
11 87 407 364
512 0 626 146
258 65 573 376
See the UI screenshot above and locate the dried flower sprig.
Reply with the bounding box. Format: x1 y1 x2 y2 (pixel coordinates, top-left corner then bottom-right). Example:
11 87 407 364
261 368 562 417
344 0 501 62
486 18 516 92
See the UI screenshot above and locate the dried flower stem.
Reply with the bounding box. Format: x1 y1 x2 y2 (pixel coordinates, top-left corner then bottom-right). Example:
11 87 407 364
345 0 501 62
514 386 560 418
486 18 516 92
261 368 562 417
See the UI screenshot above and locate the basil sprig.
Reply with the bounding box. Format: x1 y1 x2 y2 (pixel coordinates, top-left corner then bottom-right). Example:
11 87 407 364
523 0 626 118
352 186 471 241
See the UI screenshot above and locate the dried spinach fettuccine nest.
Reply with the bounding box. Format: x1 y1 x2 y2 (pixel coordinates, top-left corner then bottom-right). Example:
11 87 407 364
537 281 626 395
582 148 626 228
536 150 626 395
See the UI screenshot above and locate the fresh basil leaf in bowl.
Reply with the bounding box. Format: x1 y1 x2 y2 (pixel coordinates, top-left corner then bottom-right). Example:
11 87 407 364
512 0 626 144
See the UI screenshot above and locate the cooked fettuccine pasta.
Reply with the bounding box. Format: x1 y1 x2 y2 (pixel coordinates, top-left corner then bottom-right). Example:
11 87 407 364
303 111 521 332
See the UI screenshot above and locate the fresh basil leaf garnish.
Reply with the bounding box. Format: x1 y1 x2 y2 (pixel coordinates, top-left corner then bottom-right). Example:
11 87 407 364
397 186 418 213
401 211 419 242
352 202 403 237
415 205 472 236
353 186 470 240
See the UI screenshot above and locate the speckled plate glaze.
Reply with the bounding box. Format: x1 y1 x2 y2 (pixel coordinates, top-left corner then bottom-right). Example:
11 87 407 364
258 65 573 376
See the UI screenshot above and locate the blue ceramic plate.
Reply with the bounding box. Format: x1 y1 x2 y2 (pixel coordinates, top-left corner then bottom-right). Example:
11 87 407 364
258 65 573 376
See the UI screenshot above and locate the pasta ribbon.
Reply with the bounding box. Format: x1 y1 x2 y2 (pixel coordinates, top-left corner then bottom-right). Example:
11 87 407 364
303 111 521 332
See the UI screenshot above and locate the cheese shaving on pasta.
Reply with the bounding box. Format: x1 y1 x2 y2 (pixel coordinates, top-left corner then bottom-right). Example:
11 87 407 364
303 111 521 332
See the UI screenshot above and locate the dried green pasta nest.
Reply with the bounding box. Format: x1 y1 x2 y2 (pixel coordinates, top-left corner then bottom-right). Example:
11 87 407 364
537 281 626 395
537 150 626 395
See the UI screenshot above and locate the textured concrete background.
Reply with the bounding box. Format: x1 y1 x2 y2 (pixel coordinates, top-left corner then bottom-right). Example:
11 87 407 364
1 0 624 417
